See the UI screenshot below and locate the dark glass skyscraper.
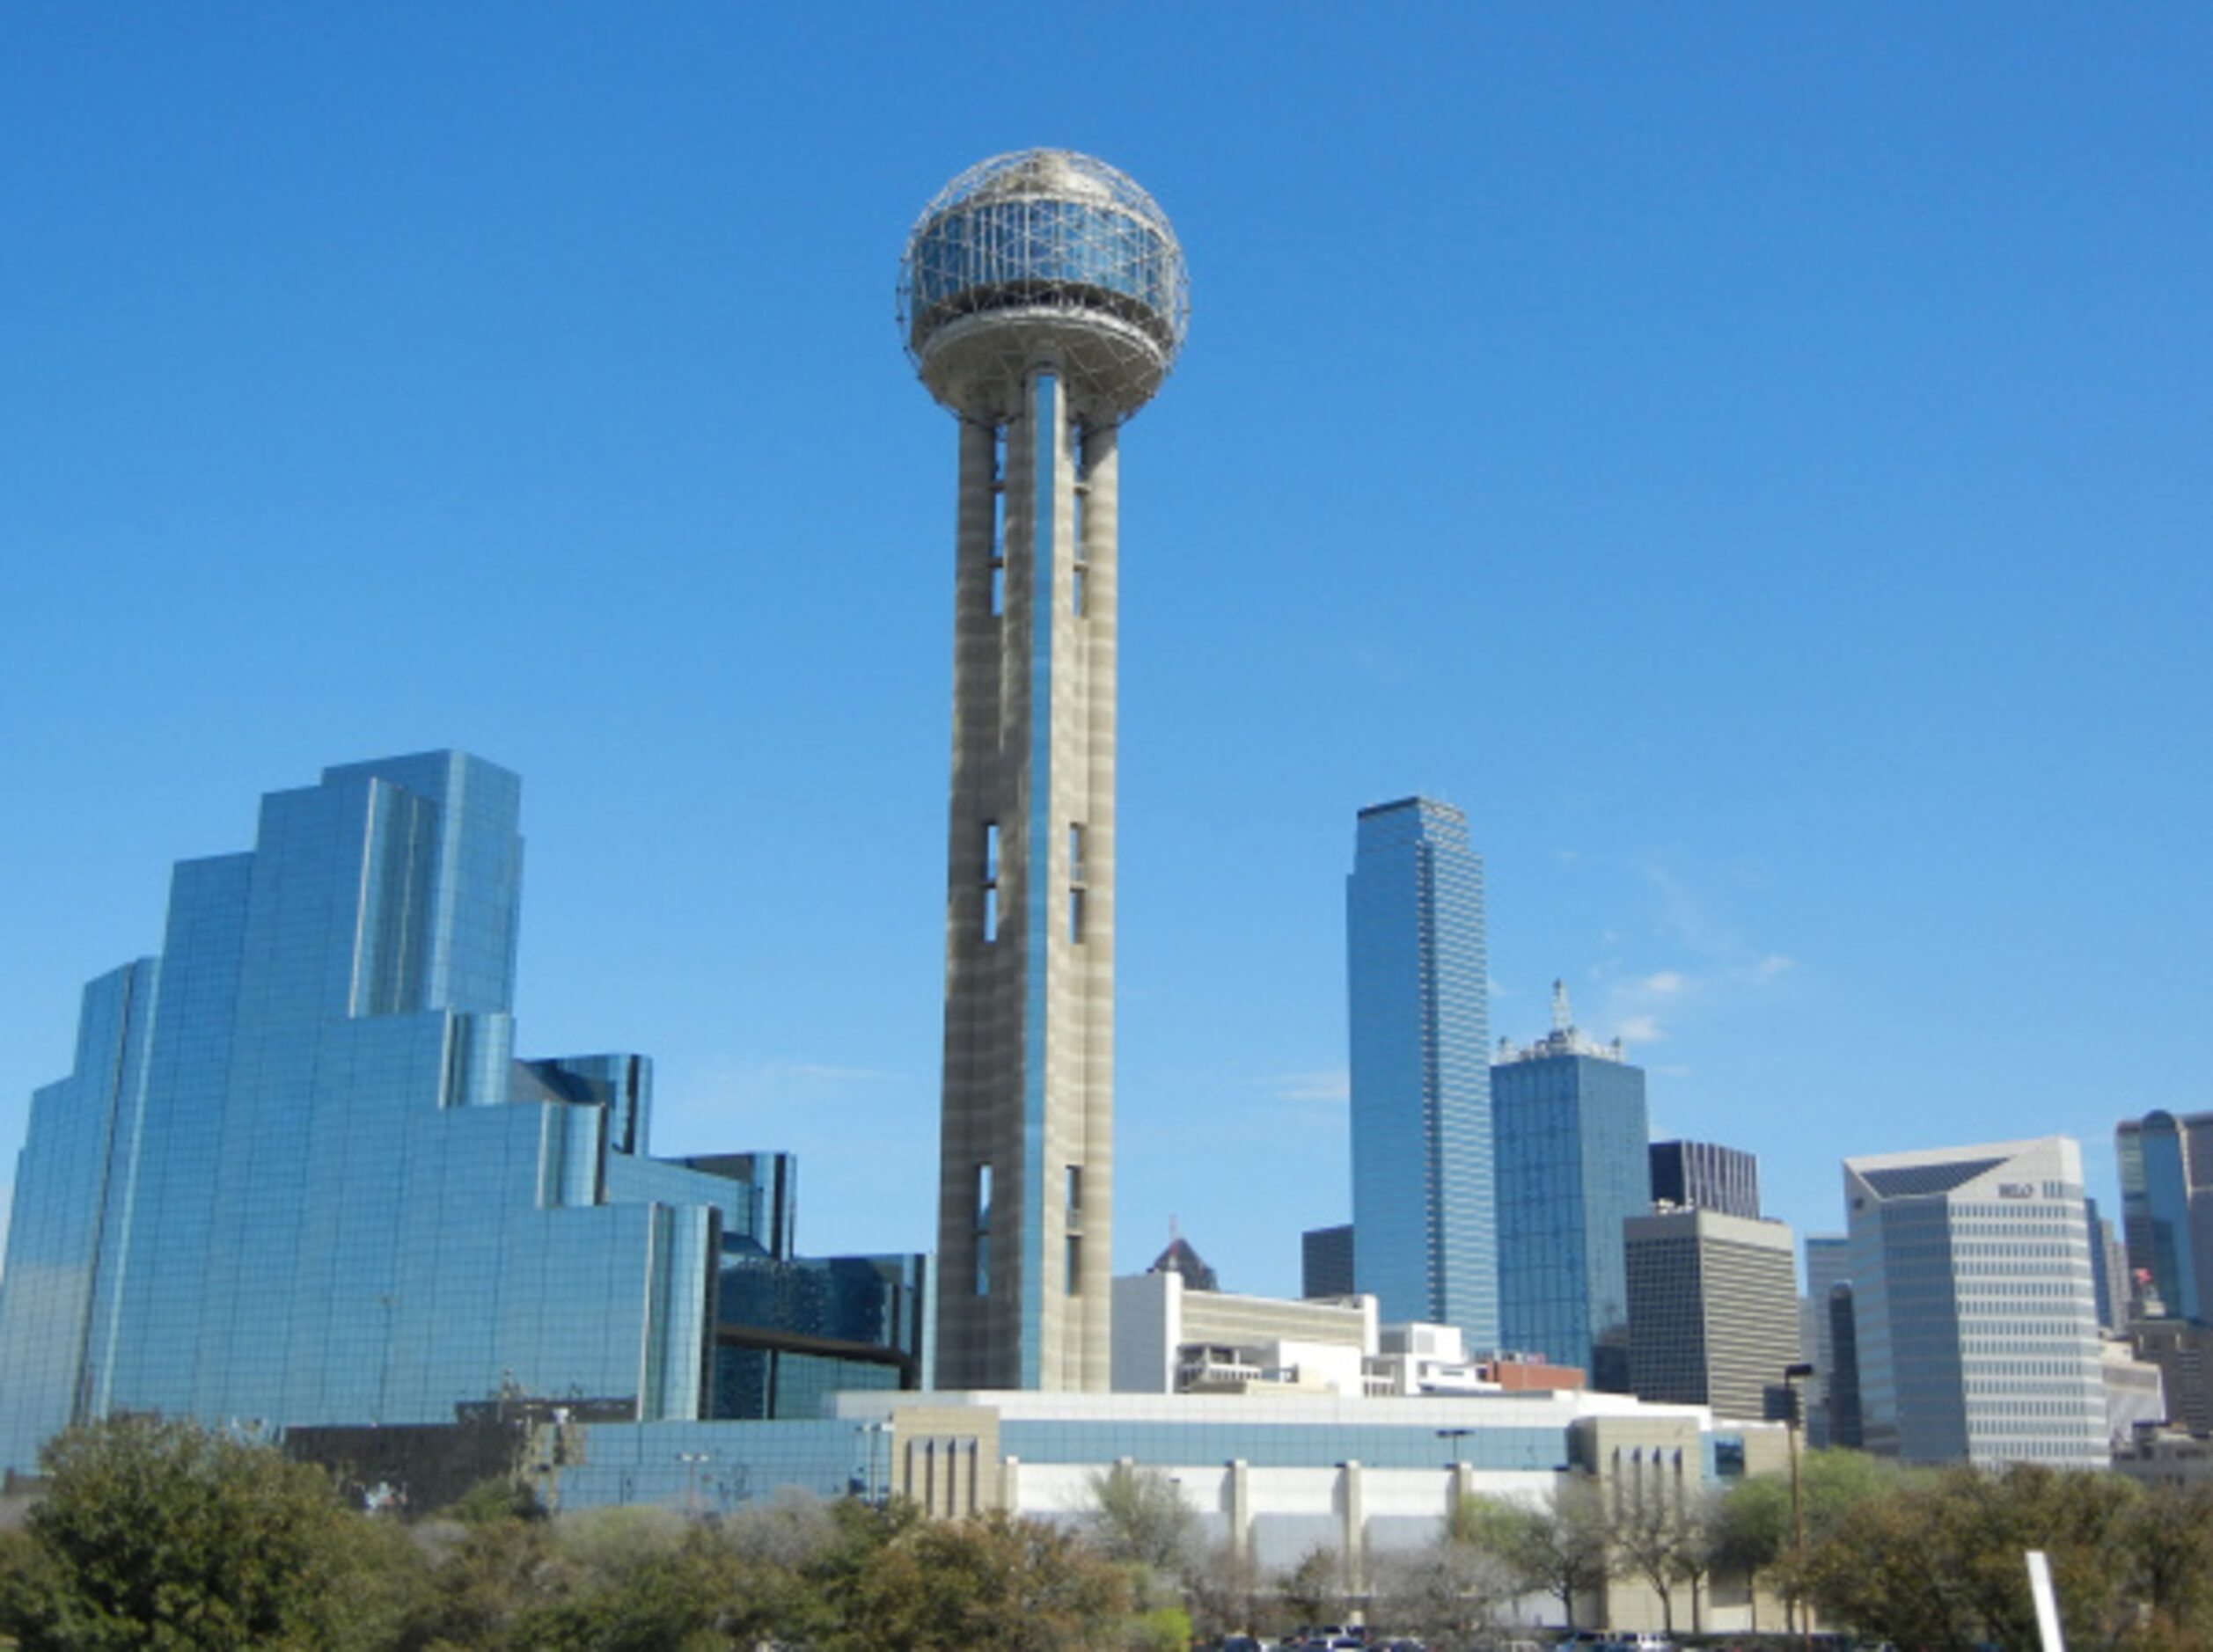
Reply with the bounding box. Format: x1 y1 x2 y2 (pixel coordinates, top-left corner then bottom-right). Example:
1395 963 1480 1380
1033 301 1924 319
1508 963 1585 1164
1492 983 1647 1388
2116 1109 2213 1324
1650 1139 1761 1218
1346 797 1495 1351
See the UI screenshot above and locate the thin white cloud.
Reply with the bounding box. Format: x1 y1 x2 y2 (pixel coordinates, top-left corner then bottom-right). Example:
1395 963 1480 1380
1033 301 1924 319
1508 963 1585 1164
1268 1068 1351 1105
1617 1013 1666 1044
770 1061 907 1085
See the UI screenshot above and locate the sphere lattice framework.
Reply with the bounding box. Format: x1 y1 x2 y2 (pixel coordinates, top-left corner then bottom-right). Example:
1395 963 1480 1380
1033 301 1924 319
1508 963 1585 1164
899 150 1190 423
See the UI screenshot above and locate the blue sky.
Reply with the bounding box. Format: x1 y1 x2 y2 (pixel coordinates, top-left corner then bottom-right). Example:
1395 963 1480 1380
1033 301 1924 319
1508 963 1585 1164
3 4 2208 1299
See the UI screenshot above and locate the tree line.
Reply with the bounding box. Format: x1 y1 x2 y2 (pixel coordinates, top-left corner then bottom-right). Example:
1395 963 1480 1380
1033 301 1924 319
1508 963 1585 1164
4 1418 2213 1649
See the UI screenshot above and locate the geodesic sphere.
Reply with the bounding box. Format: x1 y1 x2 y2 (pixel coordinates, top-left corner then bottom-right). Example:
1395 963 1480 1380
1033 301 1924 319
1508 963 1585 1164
899 150 1190 423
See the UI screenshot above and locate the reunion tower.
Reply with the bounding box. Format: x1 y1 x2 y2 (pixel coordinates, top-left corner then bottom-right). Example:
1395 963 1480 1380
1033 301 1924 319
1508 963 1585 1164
900 150 1189 1390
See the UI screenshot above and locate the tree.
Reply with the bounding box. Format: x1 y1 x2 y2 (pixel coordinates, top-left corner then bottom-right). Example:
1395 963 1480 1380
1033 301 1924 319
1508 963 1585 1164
0 1414 394 1652
1799 1462 2145 1652
1607 1484 1689 1634
1712 1471 1790 1629
2128 1480 2213 1642
1369 1535 1519 1647
1183 1539 1269 1642
1714 1446 1909 1631
1458 1485 1612 1630
1665 1488 1727 1634
511 1531 738 1652
1277 1542 1345 1629
1085 1463 1198 1576
403 1494 574 1649
849 1509 1132 1652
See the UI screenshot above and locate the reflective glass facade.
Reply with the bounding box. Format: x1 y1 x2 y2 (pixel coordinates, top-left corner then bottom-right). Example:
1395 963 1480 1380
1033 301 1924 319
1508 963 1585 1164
1649 1139 1761 1218
1346 798 1495 1350
906 197 1182 345
2115 1110 2213 1324
0 754 803 1474
715 1252 932 1420
1493 1051 1648 1386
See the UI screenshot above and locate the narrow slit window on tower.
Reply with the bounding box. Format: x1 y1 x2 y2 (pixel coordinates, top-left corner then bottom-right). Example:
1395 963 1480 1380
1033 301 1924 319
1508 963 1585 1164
1068 822 1086 884
1068 887 1086 945
990 466 1006 616
982 822 1000 943
974 1163 993 1297
1066 1234 1082 1295
1066 1163 1082 1217
1071 479 1087 614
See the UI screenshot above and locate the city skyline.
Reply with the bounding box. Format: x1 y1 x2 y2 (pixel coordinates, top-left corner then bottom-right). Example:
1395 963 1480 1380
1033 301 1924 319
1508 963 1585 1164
4 8 2209 1300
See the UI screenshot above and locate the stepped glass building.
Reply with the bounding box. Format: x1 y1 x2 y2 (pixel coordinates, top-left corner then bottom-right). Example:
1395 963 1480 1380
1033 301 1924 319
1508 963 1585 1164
901 151 1189 1391
0 753 924 1476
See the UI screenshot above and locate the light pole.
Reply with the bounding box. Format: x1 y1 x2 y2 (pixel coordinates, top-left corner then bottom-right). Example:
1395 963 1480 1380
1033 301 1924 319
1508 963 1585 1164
1783 1361 1815 1648
1436 1428 1474 1539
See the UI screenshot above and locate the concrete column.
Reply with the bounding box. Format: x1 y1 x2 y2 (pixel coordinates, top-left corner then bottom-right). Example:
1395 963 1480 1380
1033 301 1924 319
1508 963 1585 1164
1228 1458 1251 1562
1339 1460 1366 1604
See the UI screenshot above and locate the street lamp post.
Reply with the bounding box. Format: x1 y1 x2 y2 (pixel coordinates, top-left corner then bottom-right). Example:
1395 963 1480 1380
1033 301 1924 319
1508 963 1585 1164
1435 1428 1474 1540
1783 1362 1815 1648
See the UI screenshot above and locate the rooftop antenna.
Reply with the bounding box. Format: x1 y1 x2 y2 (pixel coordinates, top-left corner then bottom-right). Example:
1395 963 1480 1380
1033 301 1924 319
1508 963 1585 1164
1551 979 1572 1035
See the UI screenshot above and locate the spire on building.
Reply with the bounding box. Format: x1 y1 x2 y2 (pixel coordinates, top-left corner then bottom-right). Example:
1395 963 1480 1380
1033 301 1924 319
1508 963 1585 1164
1497 976 1629 1065
1150 1237 1219 1292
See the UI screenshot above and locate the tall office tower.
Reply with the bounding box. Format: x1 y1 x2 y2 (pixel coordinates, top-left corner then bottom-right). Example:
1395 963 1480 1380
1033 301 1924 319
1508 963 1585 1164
2115 1110 2213 1325
1844 1137 2106 1466
1827 1283 1865 1448
2084 1195 2129 1333
1493 982 1648 1387
1801 1233 1852 1447
1650 1139 1762 1218
2100 1223 2134 1332
1347 798 1496 1351
0 755 927 1475
1302 1224 1356 1298
2131 1320 2213 1434
901 152 1189 1391
1623 1208 1800 1421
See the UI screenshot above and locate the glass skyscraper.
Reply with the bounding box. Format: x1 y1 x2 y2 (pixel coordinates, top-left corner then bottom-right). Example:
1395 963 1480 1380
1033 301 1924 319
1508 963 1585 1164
1492 985 1648 1387
2115 1109 2213 1324
0 753 919 1475
1346 797 1495 1352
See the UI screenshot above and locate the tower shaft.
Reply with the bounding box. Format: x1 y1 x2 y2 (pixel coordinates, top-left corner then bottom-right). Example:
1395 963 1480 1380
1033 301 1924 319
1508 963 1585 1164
936 369 1116 1391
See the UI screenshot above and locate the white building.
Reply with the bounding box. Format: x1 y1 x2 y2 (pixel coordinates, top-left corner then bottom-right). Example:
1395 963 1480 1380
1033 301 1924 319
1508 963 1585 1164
819 1384 1790 1633
1843 1136 2107 1467
1111 1270 1562 1401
